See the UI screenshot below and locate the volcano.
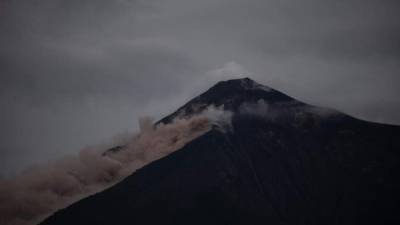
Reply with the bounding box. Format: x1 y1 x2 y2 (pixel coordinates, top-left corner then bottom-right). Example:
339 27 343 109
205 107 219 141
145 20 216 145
40 78 400 225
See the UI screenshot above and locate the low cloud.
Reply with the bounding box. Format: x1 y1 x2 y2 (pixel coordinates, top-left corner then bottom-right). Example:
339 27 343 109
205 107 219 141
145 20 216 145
239 99 339 122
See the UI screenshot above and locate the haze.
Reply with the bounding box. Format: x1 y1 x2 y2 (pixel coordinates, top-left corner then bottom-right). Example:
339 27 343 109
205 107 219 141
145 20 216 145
1 0 399 176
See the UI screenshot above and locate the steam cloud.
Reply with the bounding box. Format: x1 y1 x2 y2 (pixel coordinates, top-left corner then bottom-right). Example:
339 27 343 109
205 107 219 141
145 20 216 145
0 106 232 225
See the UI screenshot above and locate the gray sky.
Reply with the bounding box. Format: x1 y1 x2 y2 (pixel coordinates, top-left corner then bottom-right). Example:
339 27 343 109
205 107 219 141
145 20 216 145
1 0 399 176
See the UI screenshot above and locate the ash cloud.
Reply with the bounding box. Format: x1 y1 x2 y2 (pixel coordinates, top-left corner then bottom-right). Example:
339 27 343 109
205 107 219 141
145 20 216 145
0 106 231 225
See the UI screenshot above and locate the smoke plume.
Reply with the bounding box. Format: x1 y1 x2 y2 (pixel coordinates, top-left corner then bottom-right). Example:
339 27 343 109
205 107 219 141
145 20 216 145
0 106 231 225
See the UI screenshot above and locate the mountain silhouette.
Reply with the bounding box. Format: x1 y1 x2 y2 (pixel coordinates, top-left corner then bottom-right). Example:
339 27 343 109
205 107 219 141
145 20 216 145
40 78 400 225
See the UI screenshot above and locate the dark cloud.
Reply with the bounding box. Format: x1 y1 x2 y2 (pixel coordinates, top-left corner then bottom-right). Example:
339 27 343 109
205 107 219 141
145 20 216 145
1 0 399 176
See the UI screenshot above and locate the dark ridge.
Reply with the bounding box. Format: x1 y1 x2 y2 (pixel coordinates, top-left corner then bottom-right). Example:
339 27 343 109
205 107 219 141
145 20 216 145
44 78 400 225
158 77 299 125
41 115 400 225
104 77 298 155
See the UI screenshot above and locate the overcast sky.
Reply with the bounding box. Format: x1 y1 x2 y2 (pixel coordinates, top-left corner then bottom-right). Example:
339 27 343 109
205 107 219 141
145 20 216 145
1 0 399 176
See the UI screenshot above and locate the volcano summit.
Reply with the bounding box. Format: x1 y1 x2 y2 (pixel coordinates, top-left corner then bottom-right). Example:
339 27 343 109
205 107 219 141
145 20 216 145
40 78 400 225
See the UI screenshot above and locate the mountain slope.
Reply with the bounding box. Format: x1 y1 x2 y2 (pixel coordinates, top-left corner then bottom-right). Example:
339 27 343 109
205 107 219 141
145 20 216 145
40 78 400 225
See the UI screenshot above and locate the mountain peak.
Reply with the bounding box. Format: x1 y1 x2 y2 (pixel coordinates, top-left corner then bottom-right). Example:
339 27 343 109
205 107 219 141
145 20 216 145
212 77 273 92
158 78 296 124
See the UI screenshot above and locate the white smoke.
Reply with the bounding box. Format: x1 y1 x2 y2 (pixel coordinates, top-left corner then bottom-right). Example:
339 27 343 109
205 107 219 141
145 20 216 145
239 99 339 125
202 105 233 132
0 106 232 225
